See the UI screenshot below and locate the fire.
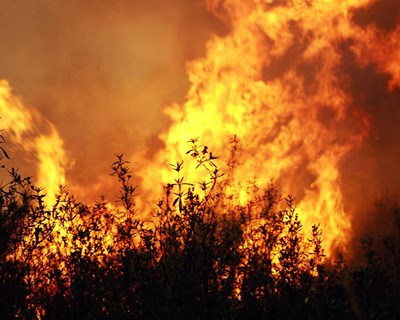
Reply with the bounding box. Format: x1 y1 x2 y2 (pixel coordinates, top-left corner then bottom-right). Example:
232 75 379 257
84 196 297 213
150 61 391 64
0 1 399 316
0 80 68 205
135 0 400 256
0 0 398 260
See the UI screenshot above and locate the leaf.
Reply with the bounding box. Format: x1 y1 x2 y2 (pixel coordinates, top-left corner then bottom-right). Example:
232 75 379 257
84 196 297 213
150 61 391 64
209 152 218 160
0 147 9 159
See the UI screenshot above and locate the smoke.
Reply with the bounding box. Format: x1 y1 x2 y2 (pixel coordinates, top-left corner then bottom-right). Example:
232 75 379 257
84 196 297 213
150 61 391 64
339 0 400 238
0 0 221 199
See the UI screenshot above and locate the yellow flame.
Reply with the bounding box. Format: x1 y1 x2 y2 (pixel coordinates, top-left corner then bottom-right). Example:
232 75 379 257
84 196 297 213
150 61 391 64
134 0 398 256
0 80 68 205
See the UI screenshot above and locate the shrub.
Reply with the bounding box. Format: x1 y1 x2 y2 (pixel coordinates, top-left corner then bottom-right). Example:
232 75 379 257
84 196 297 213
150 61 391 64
0 138 399 319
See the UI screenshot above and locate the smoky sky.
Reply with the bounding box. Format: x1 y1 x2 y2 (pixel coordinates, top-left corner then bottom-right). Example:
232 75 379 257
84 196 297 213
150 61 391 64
0 0 223 197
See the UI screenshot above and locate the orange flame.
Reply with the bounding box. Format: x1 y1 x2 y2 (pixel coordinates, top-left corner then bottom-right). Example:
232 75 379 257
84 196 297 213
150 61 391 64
0 80 68 205
134 0 399 256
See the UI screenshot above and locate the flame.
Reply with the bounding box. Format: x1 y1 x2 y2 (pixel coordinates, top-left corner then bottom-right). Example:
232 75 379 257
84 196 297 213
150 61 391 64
134 0 400 256
0 80 119 263
0 79 68 205
0 0 398 260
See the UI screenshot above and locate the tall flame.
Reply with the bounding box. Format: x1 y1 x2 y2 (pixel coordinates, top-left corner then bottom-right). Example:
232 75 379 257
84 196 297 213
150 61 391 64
134 0 400 255
0 80 68 205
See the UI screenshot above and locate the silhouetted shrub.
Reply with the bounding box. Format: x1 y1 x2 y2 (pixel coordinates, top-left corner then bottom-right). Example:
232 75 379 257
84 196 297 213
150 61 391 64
0 138 400 319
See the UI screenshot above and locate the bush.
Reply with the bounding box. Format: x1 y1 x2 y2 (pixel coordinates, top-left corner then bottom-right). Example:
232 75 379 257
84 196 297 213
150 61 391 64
0 138 400 319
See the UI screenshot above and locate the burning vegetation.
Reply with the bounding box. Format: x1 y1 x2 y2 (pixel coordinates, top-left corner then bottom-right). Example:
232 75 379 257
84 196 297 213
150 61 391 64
1 0 400 318
1 140 400 319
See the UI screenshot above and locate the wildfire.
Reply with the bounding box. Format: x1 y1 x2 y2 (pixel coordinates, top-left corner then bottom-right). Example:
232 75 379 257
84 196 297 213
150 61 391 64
135 0 400 256
1 1 400 317
1 0 399 260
